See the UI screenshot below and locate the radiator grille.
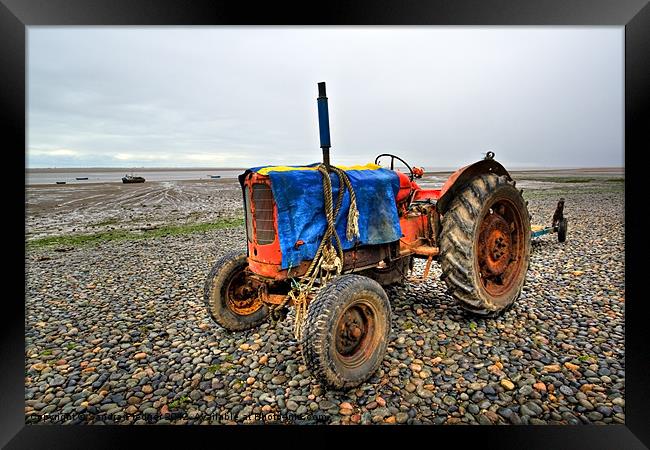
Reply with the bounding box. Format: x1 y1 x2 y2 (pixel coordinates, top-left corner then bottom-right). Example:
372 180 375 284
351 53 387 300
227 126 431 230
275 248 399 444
244 186 253 242
252 183 275 245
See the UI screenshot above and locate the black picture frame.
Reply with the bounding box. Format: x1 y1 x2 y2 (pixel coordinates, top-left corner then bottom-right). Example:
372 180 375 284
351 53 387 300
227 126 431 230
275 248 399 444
3 0 648 448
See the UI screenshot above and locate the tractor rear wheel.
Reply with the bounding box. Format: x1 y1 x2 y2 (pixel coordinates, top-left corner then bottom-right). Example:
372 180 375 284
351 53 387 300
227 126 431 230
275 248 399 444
203 250 269 331
301 274 391 389
440 173 531 317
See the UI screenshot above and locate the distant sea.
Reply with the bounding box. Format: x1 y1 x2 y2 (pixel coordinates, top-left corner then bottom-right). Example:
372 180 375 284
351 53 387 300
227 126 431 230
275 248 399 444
27 166 616 186
26 169 246 185
25 166 452 186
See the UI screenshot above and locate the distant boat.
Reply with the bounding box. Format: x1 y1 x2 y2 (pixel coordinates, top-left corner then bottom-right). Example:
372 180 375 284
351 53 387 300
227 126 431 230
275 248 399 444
75 177 88 180
209 175 221 179
122 174 145 184
56 181 66 185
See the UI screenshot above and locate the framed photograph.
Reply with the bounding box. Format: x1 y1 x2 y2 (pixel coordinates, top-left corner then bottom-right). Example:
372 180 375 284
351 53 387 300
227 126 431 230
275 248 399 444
3 0 648 447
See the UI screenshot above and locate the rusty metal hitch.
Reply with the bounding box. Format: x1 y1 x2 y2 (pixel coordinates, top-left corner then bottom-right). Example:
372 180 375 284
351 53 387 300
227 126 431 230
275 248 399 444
531 198 568 242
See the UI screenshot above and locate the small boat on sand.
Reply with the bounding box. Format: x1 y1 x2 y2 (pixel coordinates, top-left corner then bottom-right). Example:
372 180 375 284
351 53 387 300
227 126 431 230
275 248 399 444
75 177 89 180
209 175 221 179
122 174 145 184
55 181 66 185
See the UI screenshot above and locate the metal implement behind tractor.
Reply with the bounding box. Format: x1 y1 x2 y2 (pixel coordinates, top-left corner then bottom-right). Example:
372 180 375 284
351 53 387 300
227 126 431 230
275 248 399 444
204 82 568 390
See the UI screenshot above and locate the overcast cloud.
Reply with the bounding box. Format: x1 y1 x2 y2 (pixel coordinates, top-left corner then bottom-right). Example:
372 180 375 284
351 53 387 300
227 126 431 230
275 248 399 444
27 27 623 169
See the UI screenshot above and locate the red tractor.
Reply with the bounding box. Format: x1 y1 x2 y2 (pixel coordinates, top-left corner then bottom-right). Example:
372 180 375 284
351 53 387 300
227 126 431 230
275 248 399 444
204 83 563 389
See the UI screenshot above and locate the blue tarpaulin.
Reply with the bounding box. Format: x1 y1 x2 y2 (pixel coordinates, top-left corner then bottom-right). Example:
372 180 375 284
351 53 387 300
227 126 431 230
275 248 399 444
240 163 402 270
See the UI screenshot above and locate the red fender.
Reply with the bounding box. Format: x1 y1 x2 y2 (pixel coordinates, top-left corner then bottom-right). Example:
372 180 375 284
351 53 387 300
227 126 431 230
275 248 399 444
436 157 512 214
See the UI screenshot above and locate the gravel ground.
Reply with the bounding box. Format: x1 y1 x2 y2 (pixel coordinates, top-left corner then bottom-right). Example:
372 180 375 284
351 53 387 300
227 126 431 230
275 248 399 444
25 183 624 425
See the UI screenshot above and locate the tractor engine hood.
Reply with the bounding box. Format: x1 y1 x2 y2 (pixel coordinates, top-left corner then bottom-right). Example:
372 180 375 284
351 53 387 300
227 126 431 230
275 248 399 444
239 163 403 270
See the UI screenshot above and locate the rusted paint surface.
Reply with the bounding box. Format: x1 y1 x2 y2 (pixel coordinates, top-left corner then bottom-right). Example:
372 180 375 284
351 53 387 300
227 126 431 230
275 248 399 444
412 188 441 202
249 244 396 281
476 199 527 297
259 293 289 305
399 212 429 246
478 213 512 276
334 299 379 369
409 245 439 257
224 269 265 315
243 173 283 269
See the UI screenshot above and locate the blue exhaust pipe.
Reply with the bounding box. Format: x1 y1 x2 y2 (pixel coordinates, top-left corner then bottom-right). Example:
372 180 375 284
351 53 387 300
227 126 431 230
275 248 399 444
317 82 331 166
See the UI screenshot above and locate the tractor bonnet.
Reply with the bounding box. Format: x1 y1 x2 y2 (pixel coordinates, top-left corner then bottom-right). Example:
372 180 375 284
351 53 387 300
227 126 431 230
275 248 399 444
239 163 402 270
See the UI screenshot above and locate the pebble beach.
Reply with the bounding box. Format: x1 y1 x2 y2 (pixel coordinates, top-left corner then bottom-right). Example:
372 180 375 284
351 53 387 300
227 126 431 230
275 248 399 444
25 171 625 425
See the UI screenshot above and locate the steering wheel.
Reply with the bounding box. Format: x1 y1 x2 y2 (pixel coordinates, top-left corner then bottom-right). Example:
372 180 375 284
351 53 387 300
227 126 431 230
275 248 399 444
374 153 415 181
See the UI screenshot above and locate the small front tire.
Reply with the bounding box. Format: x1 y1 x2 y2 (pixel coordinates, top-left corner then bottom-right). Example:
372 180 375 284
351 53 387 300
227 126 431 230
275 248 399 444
203 250 269 331
301 275 391 390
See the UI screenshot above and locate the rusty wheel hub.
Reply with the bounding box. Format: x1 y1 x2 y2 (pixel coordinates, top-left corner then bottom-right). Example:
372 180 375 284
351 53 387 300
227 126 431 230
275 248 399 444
477 201 525 297
336 307 368 356
334 302 378 369
226 271 263 316
479 213 512 276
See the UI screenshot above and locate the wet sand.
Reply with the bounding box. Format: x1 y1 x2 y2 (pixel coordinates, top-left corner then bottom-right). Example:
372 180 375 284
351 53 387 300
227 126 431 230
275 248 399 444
26 168 623 240
26 179 243 240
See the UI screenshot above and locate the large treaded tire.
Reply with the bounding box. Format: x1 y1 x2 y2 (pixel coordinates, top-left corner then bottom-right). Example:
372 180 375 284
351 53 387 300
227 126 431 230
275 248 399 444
203 250 269 331
301 274 391 390
439 173 531 317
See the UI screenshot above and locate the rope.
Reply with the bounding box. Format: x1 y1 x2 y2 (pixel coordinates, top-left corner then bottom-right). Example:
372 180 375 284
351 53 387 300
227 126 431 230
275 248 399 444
269 164 360 340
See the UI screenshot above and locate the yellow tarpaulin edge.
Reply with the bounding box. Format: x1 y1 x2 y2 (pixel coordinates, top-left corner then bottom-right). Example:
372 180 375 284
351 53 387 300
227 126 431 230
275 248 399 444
257 163 381 176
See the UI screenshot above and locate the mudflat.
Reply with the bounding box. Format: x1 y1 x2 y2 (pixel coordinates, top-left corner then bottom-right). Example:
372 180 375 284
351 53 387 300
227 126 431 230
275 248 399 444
26 167 623 241
26 179 243 240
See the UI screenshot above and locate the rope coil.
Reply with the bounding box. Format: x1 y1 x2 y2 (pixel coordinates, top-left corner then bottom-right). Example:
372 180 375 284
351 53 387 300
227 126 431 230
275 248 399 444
270 164 360 339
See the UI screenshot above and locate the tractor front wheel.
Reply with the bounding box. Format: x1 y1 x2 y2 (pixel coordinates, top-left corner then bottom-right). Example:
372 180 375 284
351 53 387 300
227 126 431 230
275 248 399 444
203 250 269 331
301 275 391 389
440 173 531 317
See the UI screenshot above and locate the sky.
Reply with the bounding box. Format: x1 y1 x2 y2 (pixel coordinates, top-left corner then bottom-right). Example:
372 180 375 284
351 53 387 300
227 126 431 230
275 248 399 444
27 27 623 169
